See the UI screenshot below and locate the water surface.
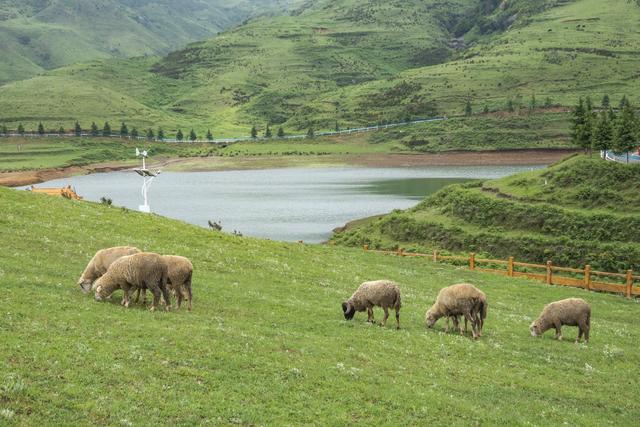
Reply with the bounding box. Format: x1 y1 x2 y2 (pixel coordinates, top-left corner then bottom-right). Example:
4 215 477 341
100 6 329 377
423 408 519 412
29 165 543 242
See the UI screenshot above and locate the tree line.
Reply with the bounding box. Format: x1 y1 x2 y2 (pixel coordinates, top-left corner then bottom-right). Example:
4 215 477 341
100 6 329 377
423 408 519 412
571 95 639 163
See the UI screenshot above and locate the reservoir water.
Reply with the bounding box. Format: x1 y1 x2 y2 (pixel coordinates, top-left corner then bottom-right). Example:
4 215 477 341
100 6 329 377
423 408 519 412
28 165 543 242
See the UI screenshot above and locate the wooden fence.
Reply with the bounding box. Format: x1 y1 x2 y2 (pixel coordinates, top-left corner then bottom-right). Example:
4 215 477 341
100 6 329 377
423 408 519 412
362 246 640 299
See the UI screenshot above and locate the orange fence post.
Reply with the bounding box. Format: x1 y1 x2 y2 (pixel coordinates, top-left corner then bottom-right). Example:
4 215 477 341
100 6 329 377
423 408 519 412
470 253 476 270
508 257 514 277
546 261 553 285
584 265 591 291
432 250 438 262
626 270 634 299
397 248 404 257
363 244 369 251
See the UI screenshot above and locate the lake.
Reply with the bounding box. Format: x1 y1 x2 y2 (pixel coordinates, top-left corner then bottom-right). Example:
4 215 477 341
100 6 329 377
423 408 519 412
28 165 544 242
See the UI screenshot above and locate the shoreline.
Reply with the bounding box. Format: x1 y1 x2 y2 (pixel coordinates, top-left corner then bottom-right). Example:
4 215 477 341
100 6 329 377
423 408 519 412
0 149 577 187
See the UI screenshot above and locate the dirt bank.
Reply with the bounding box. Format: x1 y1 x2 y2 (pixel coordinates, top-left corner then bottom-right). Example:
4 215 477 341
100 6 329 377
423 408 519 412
0 149 576 187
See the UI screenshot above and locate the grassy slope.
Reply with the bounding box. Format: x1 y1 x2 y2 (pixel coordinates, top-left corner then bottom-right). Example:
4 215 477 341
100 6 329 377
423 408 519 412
0 137 219 172
0 0 475 134
0 0 295 84
1 186 639 425
1 0 637 141
330 0 640 122
333 156 640 272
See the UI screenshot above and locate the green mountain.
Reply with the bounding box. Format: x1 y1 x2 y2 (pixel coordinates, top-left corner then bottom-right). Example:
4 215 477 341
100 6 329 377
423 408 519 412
0 0 297 84
1 0 639 141
332 155 640 272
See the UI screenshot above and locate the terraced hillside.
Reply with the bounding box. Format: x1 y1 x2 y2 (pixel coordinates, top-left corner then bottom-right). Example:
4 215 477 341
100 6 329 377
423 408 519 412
0 0 296 84
333 155 640 272
1 185 639 424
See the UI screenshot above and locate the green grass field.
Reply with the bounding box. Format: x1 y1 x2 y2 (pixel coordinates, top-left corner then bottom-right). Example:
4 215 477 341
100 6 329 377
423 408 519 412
0 186 639 425
333 155 640 272
0 137 219 172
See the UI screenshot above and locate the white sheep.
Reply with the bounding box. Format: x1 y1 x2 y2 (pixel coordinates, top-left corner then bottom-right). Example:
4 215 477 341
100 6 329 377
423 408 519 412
342 280 402 329
77 246 140 293
425 283 487 339
530 298 591 343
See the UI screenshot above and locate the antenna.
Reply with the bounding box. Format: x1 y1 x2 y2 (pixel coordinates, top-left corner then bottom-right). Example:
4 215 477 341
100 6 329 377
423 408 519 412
134 148 160 213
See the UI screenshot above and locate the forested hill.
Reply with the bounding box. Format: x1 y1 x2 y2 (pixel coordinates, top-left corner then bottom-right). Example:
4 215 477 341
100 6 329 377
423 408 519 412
0 0 298 84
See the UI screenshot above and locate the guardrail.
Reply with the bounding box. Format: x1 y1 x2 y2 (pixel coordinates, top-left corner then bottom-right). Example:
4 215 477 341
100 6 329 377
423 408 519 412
362 246 639 299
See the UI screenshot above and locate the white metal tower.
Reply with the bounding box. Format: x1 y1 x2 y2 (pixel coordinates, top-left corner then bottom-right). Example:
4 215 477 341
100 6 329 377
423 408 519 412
134 148 160 213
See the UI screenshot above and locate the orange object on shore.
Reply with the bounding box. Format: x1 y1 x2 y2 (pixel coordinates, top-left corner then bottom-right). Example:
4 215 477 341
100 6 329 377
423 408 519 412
29 185 82 200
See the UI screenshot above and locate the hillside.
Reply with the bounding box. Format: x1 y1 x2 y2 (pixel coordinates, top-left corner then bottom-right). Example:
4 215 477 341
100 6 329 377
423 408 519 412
1 186 639 424
333 155 640 272
0 0 297 84
0 0 638 140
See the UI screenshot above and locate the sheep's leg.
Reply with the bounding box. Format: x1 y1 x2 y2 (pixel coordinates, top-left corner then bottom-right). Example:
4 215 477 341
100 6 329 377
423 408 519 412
176 286 184 310
395 308 400 330
576 327 583 343
149 287 161 311
445 316 450 333
554 323 563 341
583 325 589 344
381 307 389 327
367 308 375 324
186 284 193 311
465 312 478 339
121 284 131 307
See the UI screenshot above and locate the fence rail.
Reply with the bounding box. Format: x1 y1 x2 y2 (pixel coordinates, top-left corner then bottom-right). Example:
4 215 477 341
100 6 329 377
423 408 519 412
362 246 639 299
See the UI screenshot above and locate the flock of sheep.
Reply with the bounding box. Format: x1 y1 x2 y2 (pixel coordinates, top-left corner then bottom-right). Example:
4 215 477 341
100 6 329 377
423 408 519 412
342 280 591 343
78 246 591 343
77 246 193 311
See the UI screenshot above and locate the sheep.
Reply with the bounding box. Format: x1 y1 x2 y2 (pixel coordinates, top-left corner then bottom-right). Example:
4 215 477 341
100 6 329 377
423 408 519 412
134 255 193 310
341 280 401 329
530 298 591 343
425 283 487 339
93 252 171 311
77 246 141 294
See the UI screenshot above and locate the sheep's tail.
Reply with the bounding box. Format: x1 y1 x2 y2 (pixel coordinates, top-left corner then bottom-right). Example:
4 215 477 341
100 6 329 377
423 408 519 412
394 292 402 310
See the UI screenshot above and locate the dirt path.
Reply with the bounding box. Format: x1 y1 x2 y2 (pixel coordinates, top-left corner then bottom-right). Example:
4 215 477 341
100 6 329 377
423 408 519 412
0 149 577 187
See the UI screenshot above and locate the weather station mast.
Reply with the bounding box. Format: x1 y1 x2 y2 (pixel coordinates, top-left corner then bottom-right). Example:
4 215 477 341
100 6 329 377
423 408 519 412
134 148 161 213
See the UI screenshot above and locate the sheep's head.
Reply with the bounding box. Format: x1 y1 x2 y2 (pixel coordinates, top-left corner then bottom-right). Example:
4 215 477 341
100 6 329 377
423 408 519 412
530 321 542 337
78 278 92 294
342 302 355 320
425 309 438 328
94 279 108 301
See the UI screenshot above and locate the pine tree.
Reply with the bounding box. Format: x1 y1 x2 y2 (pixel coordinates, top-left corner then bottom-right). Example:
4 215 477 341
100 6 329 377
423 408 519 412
571 98 589 154
189 129 197 142
131 127 139 138
206 129 213 141
265 124 272 138
483 105 489 114
335 121 340 132
613 103 638 163
120 122 129 137
58 126 65 135
90 122 99 136
277 127 285 138
619 95 629 109
506 99 514 112
74 121 82 136
158 128 165 141
146 128 155 140
37 122 45 135
529 94 536 112
176 129 183 141
251 126 258 139
592 111 613 155
17 123 25 135
601 94 610 108
464 99 472 117
544 97 553 108
585 96 593 113
103 122 111 137
306 127 315 138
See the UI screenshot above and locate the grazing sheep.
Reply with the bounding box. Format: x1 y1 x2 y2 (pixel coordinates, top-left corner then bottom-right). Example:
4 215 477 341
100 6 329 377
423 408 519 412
530 298 591 343
425 283 487 339
77 246 140 294
135 255 193 310
94 252 170 311
342 280 401 329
